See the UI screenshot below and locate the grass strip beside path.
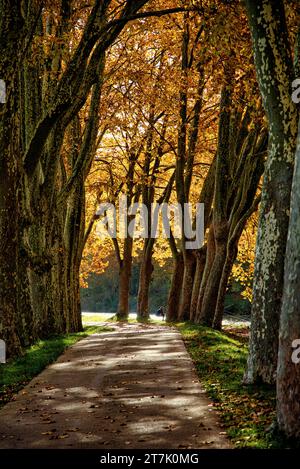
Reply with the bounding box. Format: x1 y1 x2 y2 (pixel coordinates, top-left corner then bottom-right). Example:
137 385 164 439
176 322 282 449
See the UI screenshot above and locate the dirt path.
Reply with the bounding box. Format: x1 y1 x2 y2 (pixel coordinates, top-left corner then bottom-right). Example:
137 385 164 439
0 323 231 449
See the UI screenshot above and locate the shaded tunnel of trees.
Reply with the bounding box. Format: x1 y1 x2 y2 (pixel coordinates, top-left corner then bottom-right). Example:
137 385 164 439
1 0 300 439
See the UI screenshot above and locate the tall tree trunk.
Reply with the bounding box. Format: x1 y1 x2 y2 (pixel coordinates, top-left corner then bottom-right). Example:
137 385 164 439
276 121 300 438
0 151 22 357
27 213 53 338
0 0 25 357
195 225 215 322
190 248 206 321
213 241 238 330
198 232 228 326
196 68 233 326
17 239 34 347
51 230 66 334
62 180 85 332
190 155 216 323
137 239 154 320
173 14 205 323
178 251 196 320
117 237 133 320
243 0 298 384
167 253 184 321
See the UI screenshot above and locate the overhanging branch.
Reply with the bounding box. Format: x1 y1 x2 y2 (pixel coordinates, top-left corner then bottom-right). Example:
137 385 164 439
105 7 201 29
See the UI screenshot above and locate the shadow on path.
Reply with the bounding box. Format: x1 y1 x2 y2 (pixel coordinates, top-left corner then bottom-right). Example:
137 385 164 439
0 323 231 449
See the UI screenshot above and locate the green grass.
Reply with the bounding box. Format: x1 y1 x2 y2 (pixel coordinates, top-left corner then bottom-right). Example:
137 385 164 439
0 325 113 409
176 322 290 449
81 313 115 324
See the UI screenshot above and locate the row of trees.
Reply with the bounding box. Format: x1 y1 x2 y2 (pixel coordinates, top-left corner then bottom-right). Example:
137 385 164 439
83 1 263 329
1 0 300 439
243 0 300 438
0 0 170 356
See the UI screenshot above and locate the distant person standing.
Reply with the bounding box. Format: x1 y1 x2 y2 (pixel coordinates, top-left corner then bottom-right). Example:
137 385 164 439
156 306 165 320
